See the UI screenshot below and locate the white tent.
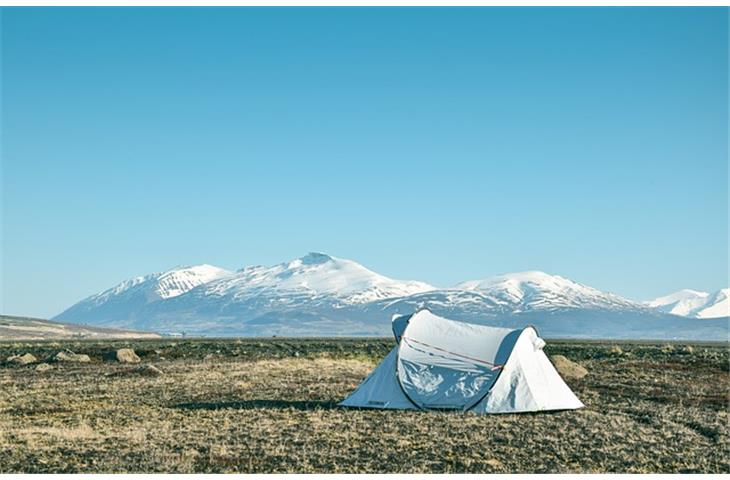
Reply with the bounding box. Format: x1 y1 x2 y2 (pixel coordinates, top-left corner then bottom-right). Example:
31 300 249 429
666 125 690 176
340 309 584 413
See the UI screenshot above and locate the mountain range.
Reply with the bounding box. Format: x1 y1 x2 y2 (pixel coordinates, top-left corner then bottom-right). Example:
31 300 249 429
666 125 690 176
54 253 729 340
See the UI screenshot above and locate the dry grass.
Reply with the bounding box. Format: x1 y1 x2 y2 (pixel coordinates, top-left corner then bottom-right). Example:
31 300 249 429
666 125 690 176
0 338 727 473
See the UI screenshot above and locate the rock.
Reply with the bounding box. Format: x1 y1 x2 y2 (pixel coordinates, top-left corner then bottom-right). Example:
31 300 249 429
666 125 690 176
114 348 140 363
107 364 164 378
54 350 91 363
551 355 588 380
7 353 37 365
136 364 164 376
610 345 623 355
35 363 53 372
681 345 695 354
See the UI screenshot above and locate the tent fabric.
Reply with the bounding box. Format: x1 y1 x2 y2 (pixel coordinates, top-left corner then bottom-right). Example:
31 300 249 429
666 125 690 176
338 347 416 410
391 313 412 342
472 327 584 413
340 309 584 414
397 311 520 410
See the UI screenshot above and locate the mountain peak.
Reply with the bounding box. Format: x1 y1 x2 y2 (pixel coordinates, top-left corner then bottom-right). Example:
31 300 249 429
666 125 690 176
189 253 436 305
300 252 334 265
494 270 562 282
153 264 233 299
456 270 574 290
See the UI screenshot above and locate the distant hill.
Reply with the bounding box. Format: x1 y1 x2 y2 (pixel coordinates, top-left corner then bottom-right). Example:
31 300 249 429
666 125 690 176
0 315 161 340
53 253 729 340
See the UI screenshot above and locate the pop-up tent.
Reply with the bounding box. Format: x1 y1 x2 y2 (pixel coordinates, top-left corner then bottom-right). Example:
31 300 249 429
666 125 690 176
340 309 584 413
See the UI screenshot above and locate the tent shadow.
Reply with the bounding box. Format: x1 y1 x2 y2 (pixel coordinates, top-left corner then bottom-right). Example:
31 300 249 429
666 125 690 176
170 399 338 411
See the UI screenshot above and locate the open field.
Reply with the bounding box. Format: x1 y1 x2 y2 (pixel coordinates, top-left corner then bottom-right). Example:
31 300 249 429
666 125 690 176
0 337 728 473
0 315 161 340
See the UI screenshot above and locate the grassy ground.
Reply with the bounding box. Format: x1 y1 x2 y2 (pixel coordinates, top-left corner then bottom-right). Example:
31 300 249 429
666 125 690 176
0 338 727 473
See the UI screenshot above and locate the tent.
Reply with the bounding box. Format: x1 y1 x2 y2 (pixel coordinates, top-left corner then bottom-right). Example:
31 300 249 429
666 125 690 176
340 309 584 413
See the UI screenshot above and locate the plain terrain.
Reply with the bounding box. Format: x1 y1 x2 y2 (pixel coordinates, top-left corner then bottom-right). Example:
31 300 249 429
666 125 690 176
0 337 727 473
0 315 160 340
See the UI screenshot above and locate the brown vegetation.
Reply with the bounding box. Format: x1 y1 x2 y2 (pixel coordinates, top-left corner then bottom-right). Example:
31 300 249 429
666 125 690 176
0 338 727 473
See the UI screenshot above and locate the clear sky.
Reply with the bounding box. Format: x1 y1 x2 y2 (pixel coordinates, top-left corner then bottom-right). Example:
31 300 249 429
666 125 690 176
1 7 728 318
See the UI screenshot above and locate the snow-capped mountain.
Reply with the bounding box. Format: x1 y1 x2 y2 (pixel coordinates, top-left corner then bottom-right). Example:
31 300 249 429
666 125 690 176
454 271 637 313
54 253 434 331
646 288 729 319
375 271 703 340
645 289 710 316
201 252 436 305
53 253 728 340
56 264 233 326
697 289 730 319
378 270 648 326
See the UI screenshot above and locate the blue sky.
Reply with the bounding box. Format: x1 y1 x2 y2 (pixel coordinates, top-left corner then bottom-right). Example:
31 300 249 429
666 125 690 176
1 8 727 318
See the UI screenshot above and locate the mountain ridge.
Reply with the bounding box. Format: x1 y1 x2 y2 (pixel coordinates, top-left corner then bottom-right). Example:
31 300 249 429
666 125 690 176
53 253 728 340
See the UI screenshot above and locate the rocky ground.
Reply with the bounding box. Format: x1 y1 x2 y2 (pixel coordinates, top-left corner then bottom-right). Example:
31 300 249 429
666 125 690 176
0 338 727 473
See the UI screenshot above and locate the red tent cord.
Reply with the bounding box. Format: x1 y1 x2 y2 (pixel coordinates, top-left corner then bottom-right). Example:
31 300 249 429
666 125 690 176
402 336 504 371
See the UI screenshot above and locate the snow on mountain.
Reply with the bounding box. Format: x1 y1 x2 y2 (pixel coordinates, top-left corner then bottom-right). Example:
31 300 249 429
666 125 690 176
694 289 729 319
54 254 435 331
55 264 233 326
95 263 233 303
454 270 639 313
645 288 728 319
148 264 234 300
371 271 697 340
645 289 710 316
202 252 436 304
